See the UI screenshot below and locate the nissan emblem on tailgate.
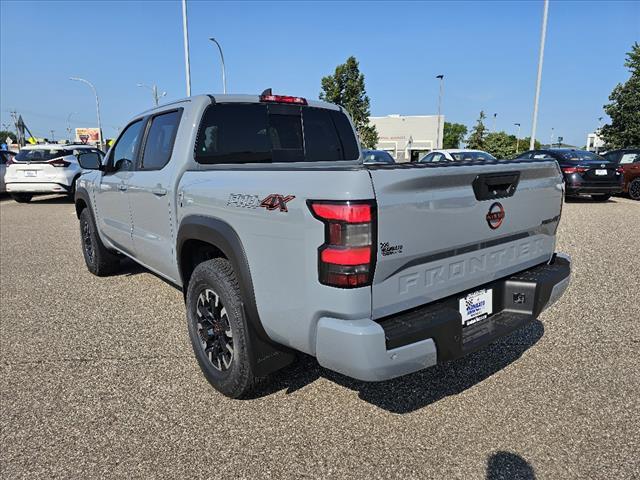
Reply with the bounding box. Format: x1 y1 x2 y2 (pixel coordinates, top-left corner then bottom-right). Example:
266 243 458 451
486 202 505 229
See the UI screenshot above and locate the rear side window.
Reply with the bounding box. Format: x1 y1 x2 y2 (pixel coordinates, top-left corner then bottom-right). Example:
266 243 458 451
141 110 182 170
195 103 359 164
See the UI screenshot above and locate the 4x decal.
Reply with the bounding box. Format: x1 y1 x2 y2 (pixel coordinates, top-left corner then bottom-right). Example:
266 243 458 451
260 194 296 212
227 193 295 213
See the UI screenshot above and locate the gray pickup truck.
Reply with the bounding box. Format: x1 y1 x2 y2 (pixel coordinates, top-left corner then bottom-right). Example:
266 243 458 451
74 92 571 398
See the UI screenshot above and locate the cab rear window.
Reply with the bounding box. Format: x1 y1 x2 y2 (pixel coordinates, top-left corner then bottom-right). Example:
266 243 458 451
195 103 359 164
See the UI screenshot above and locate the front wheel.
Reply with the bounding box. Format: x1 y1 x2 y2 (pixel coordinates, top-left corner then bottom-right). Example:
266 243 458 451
79 208 120 276
591 194 611 202
186 258 258 398
629 179 640 200
11 193 32 203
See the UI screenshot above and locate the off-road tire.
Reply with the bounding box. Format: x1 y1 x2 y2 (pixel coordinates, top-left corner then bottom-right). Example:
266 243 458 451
591 194 611 202
186 258 257 398
79 208 120 276
11 193 32 203
629 179 640 200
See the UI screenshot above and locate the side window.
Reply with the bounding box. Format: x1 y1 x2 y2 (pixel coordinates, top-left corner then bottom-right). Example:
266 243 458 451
303 107 343 161
532 152 548 159
619 153 638 164
432 153 444 162
420 153 433 162
110 119 144 171
140 110 182 170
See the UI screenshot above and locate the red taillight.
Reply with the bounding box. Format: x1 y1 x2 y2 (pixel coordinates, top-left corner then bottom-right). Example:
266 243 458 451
309 200 376 289
260 94 308 105
48 157 71 167
616 166 624 174
562 166 587 174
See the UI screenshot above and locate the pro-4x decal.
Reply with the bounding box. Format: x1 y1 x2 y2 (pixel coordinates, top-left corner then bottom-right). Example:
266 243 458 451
227 193 295 213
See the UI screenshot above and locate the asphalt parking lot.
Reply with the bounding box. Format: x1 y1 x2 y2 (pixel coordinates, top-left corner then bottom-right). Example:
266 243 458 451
1 194 638 479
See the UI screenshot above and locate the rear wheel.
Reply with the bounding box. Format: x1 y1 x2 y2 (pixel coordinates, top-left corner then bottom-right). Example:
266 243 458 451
11 193 32 203
629 179 640 200
79 208 120 276
591 194 611 202
186 258 257 398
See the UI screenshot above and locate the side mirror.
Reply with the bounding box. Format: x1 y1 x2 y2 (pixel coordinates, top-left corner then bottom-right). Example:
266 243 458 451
77 152 102 170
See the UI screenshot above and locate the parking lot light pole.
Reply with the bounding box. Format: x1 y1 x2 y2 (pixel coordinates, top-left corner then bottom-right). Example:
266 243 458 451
435 74 444 149
182 0 191 96
137 83 166 106
69 77 103 150
514 123 521 153
208 37 227 94
492 113 497 133
530 0 549 150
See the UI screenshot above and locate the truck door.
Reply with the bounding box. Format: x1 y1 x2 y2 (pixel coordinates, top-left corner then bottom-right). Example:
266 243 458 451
126 109 183 282
95 119 145 255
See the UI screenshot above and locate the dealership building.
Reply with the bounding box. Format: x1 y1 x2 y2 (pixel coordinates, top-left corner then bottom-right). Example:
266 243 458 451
369 114 443 162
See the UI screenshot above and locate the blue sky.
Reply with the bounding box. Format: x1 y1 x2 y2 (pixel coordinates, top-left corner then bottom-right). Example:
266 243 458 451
1 0 638 146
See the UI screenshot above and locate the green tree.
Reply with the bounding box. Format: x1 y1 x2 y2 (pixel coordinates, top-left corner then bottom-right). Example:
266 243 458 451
443 122 468 149
466 111 487 149
320 56 378 148
0 130 17 144
600 42 640 148
484 131 517 158
483 132 542 158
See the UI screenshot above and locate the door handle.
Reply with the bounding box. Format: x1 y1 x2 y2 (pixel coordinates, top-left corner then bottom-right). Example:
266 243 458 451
118 184 128 191
152 187 167 196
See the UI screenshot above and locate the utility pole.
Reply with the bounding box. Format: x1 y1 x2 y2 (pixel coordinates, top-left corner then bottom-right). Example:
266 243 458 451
67 112 77 142
182 0 191 96
137 83 166 106
530 0 549 150
209 37 227 94
435 74 444 149
50 130 55 142
514 123 521 153
550 127 554 147
492 113 497 133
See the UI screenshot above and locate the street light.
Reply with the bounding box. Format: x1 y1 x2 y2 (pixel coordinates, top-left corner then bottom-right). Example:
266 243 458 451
182 0 191 96
137 83 167 107
435 74 444 149
69 77 103 150
514 123 521 153
550 127 554 147
492 113 497 133
530 0 549 150
209 37 227 94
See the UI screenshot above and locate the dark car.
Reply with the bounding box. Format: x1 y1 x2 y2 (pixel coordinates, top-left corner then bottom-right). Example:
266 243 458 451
602 148 640 200
516 148 623 201
361 149 395 165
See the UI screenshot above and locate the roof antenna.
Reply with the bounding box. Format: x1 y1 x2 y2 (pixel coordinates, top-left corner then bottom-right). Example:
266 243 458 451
261 88 272 96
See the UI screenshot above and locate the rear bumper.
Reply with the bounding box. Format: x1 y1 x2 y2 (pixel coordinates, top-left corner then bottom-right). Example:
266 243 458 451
315 253 571 381
5 182 71 194
565 184 622 195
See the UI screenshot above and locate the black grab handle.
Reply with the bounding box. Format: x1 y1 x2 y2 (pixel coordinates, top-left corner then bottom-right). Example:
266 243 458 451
472 172 520 200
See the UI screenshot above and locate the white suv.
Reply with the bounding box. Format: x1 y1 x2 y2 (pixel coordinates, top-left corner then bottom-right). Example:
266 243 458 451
419 149 497 162
5 144 103 203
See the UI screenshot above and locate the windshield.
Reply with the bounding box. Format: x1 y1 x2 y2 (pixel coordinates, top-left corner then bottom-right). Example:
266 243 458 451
557 150 607 162
450 151 496 162
362 150 394 164
195 103 359 164
15 148 71 162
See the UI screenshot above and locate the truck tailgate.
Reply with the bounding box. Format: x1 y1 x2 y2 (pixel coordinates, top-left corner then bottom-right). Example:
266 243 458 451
368 160 563 319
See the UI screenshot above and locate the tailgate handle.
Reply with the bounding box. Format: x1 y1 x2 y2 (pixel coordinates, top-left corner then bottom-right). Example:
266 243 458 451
472 172 520 200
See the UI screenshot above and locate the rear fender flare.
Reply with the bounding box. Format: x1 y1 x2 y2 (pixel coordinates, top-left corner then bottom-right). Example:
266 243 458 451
177 215 295 376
